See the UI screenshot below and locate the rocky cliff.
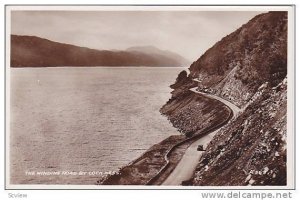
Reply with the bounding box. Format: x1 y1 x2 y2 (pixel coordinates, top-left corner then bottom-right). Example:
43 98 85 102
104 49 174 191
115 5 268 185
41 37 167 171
162 11 288 186
189 11 287 107
193 78 287 185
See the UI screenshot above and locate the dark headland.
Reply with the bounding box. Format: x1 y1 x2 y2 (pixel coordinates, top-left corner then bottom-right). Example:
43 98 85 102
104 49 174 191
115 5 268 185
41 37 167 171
10 35 189 67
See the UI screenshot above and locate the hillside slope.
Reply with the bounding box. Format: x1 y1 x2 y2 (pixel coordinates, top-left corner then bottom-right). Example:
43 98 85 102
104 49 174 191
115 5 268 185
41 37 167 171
189 11 287 107
162 11 288 186
11 35 185 67
193 79 287 185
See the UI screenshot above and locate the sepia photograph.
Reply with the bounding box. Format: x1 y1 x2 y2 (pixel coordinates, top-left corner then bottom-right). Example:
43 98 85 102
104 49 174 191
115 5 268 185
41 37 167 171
5 5 295 189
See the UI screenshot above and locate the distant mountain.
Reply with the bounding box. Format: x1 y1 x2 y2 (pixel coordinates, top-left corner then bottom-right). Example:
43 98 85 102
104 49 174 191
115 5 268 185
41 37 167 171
127 45 190 66
11 35 186 67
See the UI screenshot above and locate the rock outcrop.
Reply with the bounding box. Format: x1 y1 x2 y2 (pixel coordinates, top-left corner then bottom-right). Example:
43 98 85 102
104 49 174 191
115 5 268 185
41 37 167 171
189 11 287 107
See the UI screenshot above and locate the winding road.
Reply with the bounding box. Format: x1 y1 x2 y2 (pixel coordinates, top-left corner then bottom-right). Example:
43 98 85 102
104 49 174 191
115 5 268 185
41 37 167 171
162 84 241 185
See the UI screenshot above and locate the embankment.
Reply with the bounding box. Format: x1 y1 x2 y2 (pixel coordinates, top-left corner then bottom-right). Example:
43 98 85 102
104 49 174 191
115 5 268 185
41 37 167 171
100 88 231 185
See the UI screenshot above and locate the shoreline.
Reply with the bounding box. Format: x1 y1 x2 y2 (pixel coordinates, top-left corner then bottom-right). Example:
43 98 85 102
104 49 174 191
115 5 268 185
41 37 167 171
100 88 233 185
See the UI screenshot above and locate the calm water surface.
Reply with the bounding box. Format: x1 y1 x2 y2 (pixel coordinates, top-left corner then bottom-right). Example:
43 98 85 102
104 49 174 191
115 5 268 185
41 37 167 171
10 67 183 184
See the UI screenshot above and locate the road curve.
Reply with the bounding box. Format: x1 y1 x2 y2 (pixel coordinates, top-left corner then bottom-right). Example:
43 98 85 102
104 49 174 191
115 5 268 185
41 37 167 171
162 86 241 185
190 87 241 118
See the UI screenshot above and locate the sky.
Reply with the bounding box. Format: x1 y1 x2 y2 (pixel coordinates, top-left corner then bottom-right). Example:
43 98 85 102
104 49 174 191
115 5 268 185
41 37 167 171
11 11 264 61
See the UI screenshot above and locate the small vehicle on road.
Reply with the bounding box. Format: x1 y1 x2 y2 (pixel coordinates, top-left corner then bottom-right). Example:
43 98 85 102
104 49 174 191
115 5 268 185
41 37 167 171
197 145 205 151
181 179 193 186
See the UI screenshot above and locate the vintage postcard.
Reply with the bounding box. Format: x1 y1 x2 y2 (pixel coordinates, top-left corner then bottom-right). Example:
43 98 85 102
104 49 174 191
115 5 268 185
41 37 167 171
5 5 295 189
